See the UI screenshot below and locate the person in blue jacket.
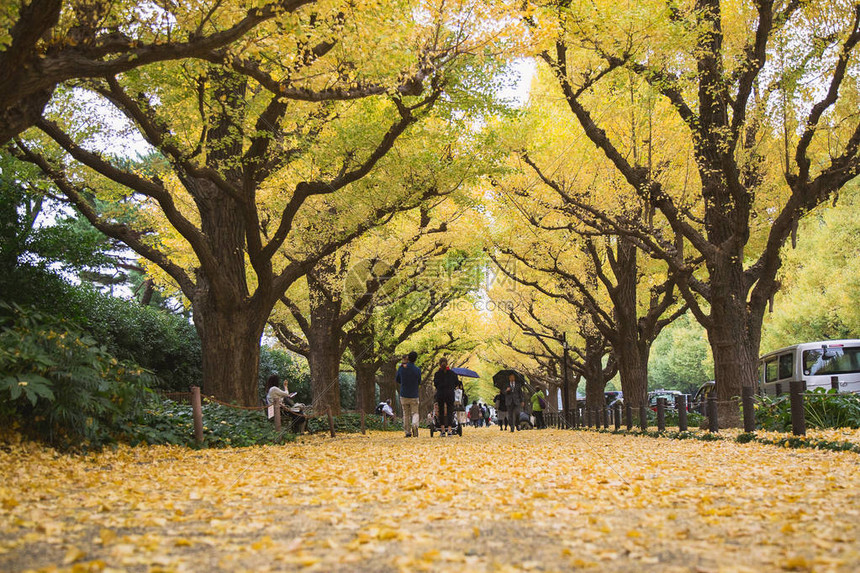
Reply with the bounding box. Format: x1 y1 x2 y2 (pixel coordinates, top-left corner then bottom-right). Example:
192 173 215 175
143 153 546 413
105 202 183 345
395 351 422 437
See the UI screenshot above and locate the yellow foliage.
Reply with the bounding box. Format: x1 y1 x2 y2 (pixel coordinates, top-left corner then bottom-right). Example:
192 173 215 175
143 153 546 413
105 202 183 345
1 430 859 571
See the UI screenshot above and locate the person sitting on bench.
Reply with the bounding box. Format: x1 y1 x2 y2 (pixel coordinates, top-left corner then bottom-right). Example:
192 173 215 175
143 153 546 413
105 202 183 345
266 374 297 408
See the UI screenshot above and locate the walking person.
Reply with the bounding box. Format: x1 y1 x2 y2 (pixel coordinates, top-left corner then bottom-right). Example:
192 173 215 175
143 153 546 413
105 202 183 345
504 373 525 432
454 379 468 428
395 351 421 437
494 391 507 430
531 387 547 429
469 401 482 427
433 357 459 437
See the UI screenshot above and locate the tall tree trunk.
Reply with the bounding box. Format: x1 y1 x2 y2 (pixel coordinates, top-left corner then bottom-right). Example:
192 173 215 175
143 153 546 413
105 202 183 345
377 359 399 411
354 359 378 414
304 254 346 414
708 271 759 427
346 318 379 414
419 374 435 419
611 237 650 409
583 372 606 416
188 69 264 406
194 305 265 407
704 214 756 427
307 340 342 415
582 348 609 414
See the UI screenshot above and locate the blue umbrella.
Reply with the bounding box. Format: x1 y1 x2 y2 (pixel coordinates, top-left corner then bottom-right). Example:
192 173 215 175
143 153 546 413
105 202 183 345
450 367 479 378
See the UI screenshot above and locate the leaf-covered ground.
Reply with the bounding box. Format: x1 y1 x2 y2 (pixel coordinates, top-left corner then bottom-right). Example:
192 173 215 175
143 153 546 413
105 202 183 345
2 428 859 572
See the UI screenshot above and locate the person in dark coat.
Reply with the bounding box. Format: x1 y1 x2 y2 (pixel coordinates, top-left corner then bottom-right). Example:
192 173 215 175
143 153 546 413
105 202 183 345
494 391 508 430
396 351 422 437
433 357 459 436
503 372 525 432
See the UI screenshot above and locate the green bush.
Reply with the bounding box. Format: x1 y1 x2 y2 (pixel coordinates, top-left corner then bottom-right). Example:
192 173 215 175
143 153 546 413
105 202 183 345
755 389 860 431
664 409 705 428
62 286 201 392
0 266 202 391
0 304 154 449
124 397 293 448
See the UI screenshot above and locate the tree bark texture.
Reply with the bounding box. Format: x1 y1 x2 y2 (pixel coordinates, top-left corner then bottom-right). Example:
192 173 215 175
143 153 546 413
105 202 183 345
306 278 345 414
377 359 399 410
194 306 266 406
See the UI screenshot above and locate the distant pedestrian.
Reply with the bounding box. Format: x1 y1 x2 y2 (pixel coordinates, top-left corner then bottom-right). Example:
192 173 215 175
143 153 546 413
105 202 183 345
482 404 490 427
469 401 482 427
376 399 395 421
433 357 459 436
454 379 468 427
531 388 547 429
504 373 525 433
396 351 421 438
494 391 507 430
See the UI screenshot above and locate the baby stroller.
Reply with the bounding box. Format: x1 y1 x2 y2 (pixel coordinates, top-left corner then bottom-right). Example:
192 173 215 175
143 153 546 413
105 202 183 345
428 402 463 437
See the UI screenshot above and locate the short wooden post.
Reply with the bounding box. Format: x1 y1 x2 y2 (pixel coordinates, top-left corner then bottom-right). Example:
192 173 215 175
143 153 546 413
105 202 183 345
707 395 719 433
657 398 666 432
639 404 648 431
775 382 782 396
614 403 622 430
191 386 204 445
789 380 806 436
360 410 366 435
831 376 840 391
273 396 282 433
741 386 755 433
625 402 633 430
383 413 387 430
676 395 688 432
327 407 336 437
603 407 609 429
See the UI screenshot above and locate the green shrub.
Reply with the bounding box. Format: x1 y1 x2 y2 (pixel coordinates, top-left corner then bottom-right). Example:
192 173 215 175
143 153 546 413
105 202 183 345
755 390 860 431
0 266 202 392
0 304 154 449
664 409 705 428
124 397 293 448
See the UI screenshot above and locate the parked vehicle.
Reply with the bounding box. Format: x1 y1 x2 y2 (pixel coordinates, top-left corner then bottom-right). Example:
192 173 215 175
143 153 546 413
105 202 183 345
758 340 860 396
691 381 715 413
604 391 623 407
647 389 683 411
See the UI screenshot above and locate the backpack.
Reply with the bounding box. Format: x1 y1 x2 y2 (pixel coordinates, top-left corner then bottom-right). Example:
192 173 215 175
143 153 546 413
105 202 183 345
538 396 547 409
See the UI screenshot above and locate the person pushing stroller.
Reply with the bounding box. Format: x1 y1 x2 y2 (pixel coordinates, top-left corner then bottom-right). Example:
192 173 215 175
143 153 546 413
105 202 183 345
433 357 459 437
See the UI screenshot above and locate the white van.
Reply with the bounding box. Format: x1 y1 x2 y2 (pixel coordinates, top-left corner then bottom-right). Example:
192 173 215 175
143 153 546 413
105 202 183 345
758 340 860 396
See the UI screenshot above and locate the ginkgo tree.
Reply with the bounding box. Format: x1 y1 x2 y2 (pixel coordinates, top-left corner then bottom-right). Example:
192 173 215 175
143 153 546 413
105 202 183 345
522 0 860 424
0 0 320 144
13 0 510 405
269 202 456 414
490 284 617 419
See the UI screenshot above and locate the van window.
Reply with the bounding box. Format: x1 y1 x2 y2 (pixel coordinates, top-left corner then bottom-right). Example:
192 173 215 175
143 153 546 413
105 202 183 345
803 346 860 376
778 353 793 379
765 358 779 383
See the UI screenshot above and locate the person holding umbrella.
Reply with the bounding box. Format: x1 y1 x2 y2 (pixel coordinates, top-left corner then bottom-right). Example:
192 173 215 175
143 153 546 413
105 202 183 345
504 372 525 432
433 357 459 437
